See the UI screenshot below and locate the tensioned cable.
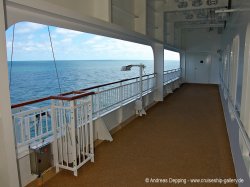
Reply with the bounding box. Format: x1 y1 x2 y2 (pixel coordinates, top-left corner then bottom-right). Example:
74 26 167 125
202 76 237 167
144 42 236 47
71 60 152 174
9 24 16 89
47 26 62 94
48 26 73 147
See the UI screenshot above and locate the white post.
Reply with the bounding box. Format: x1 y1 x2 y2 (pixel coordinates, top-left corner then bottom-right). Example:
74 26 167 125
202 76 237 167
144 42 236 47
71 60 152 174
70 100 77 176
152 43 164 101
147 75 149 92
119 82 123 107
88 96 94 162
180 51 186 82
51 99 59 173
0 1 20 186
139 65 143 101
96 88 100 117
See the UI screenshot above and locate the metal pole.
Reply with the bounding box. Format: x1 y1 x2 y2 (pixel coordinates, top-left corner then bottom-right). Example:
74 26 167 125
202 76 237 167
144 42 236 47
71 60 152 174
70 100 77 176
51 99 59 173
139 64 143 101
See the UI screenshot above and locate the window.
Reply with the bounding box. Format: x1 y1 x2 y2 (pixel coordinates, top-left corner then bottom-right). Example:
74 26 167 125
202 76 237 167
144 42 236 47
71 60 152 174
164 50 180 71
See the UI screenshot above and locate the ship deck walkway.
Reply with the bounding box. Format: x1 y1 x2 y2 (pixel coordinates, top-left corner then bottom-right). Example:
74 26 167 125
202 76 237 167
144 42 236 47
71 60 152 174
28 84 236 187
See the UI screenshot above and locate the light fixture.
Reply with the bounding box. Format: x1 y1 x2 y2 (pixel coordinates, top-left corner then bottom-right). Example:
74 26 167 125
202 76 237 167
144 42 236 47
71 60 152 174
121 64 146 116
207 0 218 6
121 65 133 71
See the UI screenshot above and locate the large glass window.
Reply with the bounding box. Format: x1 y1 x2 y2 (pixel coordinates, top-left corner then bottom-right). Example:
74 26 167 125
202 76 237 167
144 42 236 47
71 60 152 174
6 22 154 104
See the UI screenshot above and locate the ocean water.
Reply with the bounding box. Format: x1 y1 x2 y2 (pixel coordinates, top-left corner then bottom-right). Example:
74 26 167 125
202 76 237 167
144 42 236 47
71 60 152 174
8 60 179 104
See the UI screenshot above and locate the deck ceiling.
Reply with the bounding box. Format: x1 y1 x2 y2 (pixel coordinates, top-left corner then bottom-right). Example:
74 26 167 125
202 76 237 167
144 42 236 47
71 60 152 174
158 0 230 30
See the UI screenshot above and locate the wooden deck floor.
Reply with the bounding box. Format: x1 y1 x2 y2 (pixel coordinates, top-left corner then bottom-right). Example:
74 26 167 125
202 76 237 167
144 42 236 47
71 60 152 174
30 84 236 187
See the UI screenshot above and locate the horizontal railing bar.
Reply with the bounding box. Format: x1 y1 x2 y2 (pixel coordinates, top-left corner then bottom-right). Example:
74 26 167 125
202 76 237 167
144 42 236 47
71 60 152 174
96 85 156 113
12 92 95 108
164 68 181 74
50 92 95 101
164 77 179 83
12 96 51 109
80 73 156 91
13 106 50 117
13 73 158 149
17 131 53 148
97 76 155 94
11 73 156 109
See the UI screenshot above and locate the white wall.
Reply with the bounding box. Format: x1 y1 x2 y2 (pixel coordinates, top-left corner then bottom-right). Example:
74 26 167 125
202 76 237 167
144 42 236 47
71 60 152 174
219 0 250 183
221 11 250 113
182 28 221 84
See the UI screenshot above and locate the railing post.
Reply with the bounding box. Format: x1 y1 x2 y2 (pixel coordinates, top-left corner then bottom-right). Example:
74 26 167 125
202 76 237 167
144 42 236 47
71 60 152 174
119 82 123 107
147 75 150 92
96 88 100 117
88 96 94 162
136 78 140 99
163 71 165 84
70 100 77 176
51 99 59 173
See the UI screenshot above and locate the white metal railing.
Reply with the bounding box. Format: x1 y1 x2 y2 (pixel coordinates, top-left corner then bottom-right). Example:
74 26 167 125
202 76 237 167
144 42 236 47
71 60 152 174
11 72 178 149
164 68 181 84
92 74 156 117
12 106 52 148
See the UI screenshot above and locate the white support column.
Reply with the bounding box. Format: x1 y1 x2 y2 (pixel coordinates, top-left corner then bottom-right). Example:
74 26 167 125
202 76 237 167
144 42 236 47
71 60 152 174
0 1 20 187
180 51 186 82
152 42 164 101
70 100 77 176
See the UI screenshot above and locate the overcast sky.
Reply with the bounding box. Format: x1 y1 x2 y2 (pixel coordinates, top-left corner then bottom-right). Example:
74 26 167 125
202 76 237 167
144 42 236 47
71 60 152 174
6 22 180 61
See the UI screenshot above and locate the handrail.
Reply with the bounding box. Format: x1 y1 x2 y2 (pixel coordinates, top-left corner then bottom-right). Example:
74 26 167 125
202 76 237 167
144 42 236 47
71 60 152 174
11 92 95 109
11 96 51 109
11 73 156 109
164 68 181 73
80 73 156 91
50 92 95 101
11 72 159 150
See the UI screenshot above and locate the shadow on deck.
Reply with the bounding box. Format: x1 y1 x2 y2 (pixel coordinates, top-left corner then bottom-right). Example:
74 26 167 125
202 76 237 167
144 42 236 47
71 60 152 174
28 84 236 187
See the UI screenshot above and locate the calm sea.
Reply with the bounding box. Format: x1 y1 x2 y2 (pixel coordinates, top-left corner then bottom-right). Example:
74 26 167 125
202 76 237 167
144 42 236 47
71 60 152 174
8 60 179 104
